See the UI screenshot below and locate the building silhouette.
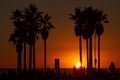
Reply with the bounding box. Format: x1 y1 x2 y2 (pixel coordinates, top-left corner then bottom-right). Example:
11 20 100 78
55 59 60 74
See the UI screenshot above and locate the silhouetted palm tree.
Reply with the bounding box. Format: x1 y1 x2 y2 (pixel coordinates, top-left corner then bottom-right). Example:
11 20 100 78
70 6 109 75
9 9 24 74
83 7 109 71
96 23 104 70
82 7 102 71
95 10 109 70
70 8 84 67
83 7 98 70
24 4 42 71
40 13 54 74
70 7 97 70
94 34 97 70
11 9 28 72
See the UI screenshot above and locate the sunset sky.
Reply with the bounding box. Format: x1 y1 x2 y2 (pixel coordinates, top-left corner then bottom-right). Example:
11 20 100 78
0 0 120 69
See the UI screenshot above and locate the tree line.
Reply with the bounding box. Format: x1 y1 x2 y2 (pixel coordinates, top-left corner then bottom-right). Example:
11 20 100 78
9 4 54 74
9 4 109 75
70 7 109 73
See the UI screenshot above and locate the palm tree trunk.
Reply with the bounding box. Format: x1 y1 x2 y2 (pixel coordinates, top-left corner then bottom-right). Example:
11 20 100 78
44 40 47 74
89 36 93 71
86 38 89 69
94 35 97 70
98 35 100 71
18 52 22 74
23 43 26 72
79 35 82 67
33 42 36 72
29 44 32 71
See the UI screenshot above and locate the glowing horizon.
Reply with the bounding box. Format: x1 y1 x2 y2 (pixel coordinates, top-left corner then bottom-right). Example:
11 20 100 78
0 0 120 69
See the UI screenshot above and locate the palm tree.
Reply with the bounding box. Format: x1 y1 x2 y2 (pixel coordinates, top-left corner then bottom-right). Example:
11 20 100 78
94 34 97 70
11 9 28 72
24 4 42 71
82 7 103 71
40 13 54 74
70 7 97 73
96 23 108 71
70 6 109 74
9 9 24 74
94 10 109 71
70 8 84 68
83 7 109 71
83 7 97 71
96 23 104 71
72 7 96 71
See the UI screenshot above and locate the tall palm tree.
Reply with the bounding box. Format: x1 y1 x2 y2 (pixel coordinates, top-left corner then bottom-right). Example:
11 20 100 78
40 13 54 74
9 9 24 74
96 23 107 71
95 10 109 71
24 4 42 71
82 7 104 71
11 9 28 72
83 7 97 70
70 6 109 74
83 7 109 71
70 7 97 72
70 8 84 68
94 34 97 70
96 23 104 71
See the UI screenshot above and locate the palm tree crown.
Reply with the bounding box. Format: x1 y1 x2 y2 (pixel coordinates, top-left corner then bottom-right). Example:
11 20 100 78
40 13 54 74
40 13 54 40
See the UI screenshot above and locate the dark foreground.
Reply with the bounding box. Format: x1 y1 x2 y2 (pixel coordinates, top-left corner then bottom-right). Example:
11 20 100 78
0 69 120 80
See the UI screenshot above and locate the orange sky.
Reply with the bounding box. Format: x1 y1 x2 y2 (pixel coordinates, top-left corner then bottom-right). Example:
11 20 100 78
0 0 120 69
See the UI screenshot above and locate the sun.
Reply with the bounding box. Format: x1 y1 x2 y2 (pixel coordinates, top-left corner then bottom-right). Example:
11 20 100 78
75 62 81 68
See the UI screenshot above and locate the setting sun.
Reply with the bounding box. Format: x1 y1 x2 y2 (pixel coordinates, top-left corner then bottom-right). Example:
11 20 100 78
75 62 85 68
75 62 81 68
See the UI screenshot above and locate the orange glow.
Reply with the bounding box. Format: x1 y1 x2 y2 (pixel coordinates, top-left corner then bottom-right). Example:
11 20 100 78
76 62 81 68
1 0 120 69
75 62 84 68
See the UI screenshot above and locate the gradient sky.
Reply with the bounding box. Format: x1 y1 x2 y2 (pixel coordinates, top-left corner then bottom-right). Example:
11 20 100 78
0 0 120 69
